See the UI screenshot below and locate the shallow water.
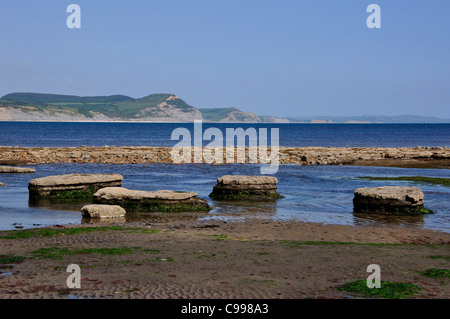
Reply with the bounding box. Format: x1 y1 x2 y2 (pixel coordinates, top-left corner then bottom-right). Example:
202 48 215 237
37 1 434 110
0 163 448 232
0 272 12 277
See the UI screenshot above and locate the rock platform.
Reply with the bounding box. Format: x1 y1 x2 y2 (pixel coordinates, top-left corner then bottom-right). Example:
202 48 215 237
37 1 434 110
93 187 211 212
353 186 431 215
28 173 123 199
0 146 448 168
0 166 36 173
209 175 282 201
81 204 127 219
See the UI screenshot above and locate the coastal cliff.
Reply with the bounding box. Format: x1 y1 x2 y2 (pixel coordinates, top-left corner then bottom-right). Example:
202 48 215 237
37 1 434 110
0 92 288 123
0 93 203 122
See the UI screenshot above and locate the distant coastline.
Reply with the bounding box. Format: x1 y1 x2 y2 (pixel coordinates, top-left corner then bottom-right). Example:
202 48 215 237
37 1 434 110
1 92 449 123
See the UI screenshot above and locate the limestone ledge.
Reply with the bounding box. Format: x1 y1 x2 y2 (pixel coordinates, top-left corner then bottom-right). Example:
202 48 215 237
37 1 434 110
0 146 448 168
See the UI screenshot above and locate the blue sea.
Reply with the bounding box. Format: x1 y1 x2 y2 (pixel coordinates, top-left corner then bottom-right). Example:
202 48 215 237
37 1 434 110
0 122 449 148
0 122 449 232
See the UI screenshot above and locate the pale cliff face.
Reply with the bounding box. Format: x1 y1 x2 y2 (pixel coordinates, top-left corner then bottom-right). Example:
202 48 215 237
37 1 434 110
0 105 204 122
138 107 204 122
0 106 88 121
137 95 204 122
219 110 262 123
0 92 207 122
0 93 290 123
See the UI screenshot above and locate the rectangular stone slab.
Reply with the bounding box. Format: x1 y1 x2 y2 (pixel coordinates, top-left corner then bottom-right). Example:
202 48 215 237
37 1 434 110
210 175 282 200
353 186 429 215
28 173 123 199
217 175 278 185
0 166 36 174
81 204 126 219
93 187 211 212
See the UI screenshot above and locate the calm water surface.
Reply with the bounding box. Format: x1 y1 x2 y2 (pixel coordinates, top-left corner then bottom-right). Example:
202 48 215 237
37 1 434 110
0 163 448 232
0 122 449 147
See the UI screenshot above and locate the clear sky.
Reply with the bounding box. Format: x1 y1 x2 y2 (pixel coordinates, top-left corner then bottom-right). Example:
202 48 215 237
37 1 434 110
0 0 449 118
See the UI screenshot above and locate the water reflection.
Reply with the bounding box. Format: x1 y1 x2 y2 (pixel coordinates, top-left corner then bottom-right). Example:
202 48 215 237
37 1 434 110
28 198 92 211
81 217 127 225
210 200 277 214
123 211 206 224
1 162 447 232
28 196 279 225
24 195 431 230
353 212 425 228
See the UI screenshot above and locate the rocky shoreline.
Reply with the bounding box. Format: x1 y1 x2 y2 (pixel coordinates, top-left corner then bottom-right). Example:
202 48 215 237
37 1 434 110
0 146 448 168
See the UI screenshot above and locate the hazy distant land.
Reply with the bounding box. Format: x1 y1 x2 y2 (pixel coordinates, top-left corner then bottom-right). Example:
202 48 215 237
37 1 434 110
0 92 448 123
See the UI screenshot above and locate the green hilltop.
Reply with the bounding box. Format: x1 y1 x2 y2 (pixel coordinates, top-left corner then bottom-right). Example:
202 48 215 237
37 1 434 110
0 92 196 119
198 107 240 122
1 92 133 104
1 92 447 123
0 92 279 122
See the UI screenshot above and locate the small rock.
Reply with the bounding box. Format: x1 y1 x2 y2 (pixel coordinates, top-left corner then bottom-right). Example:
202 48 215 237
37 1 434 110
81 204 126 219
353 186 430 215
209 175 282 201
0 166 36 174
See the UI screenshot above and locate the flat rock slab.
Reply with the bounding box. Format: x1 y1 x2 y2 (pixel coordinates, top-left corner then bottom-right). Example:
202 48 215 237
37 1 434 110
29 173 123 199
94 187 211 212
81 204 126 219
210 175 282 201
218 175 279 186
0 166 36 174
353 186 430 215
29 173 123 187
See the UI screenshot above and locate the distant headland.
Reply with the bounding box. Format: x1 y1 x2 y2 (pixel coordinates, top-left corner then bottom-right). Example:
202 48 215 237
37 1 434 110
0 92 448 123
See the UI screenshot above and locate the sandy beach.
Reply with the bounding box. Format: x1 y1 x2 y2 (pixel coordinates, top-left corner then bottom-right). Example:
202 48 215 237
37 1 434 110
1 219 449 299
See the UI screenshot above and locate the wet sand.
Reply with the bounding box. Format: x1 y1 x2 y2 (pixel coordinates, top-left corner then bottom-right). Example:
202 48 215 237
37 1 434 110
0 219 449 299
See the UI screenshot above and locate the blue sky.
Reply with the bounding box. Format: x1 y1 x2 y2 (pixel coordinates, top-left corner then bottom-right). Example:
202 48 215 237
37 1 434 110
0 0 449 118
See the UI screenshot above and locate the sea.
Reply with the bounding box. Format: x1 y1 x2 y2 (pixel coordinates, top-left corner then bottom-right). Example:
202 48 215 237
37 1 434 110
0 122 449 232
